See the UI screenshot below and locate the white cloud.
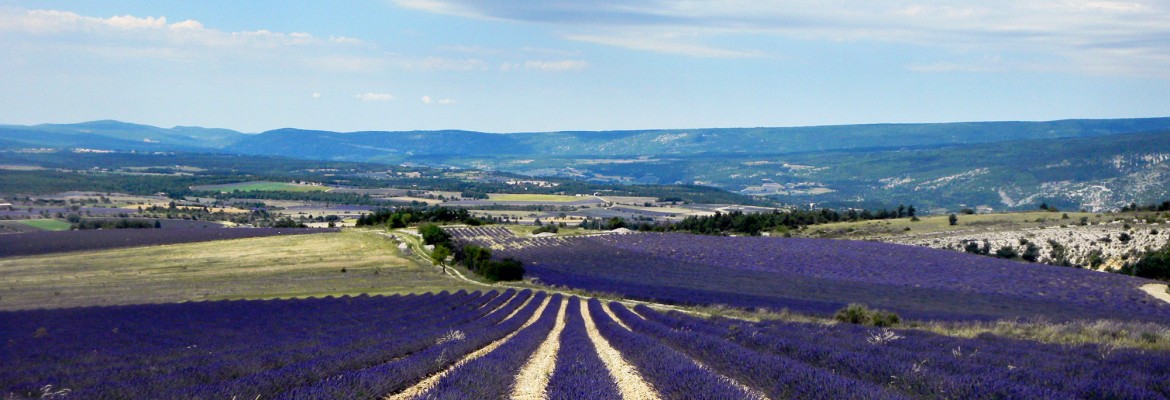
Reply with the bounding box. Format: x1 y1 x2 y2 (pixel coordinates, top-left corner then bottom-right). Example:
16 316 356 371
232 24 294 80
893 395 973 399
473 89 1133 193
311 92 322 99
0 7 385 75
422 95 456 105
356 92 395 102
106 14 167 29
169 19 203 30
524 60 588 71
329 36 364 45
0 9 324 48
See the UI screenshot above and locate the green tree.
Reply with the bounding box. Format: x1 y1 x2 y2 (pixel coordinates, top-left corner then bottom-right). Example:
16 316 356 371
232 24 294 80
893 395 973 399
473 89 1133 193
458 245 493 273
418 223 452 246
948 213 958 226
431 244 451 273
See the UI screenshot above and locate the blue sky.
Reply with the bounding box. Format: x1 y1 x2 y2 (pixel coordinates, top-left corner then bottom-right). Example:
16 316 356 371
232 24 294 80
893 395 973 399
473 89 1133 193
1 1 1167 133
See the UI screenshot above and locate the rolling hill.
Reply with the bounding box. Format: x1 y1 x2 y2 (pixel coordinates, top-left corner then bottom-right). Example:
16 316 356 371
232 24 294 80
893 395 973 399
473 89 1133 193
3 117 1170 211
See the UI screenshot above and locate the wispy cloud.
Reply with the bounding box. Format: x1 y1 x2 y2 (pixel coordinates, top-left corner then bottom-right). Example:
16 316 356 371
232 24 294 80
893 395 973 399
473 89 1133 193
0 9 324 48
524 60 588 71
566 33 762 58
398 56 489 71
356 92 395 102
394 0 1170 76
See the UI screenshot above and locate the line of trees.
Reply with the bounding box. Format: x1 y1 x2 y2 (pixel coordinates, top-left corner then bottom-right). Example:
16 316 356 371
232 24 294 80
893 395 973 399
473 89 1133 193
452 244 525 282
1121 201 1170 212
356 206 486 228
417 222 523 282
577 205 918 236
73 219 160 230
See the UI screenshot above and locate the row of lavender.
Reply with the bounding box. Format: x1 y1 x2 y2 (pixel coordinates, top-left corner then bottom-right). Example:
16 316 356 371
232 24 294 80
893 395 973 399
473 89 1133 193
1 290 539 399
491 232 1170 322
605 301 1170 399
3 290 1168 398
0 228 339 258
287 294 1169 399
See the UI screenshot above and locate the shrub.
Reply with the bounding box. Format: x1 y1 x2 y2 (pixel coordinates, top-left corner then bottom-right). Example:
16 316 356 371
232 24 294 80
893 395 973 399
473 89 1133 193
870 310 901 327
995 246 1018 259
482 258 525 282
533 224 559 234
834 303 900 327
1123 245 1170 280
1021 242 1042 263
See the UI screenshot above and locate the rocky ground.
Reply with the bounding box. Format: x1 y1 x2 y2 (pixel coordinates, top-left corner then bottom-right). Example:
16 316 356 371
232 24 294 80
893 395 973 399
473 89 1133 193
890 219 1170 271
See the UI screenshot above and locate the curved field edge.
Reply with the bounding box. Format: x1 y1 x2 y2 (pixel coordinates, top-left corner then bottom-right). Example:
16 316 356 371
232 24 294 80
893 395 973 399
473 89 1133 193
467 230 1170 324
431 228 1170 351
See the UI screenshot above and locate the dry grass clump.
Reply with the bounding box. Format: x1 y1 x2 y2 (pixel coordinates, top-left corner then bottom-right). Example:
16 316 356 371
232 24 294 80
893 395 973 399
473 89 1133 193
915 318 1170 351
673 302 1170 351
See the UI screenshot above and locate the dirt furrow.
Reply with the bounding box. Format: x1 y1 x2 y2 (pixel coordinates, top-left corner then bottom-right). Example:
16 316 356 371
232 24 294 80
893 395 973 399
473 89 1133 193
384 295 552 400
602 303 768 400
499 293 537 323
510 298 569 399
601 302 634 331
580 301 660 400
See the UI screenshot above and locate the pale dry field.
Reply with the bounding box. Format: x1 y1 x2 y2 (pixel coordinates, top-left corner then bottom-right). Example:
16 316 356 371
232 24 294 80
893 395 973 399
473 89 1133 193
0 230 475 310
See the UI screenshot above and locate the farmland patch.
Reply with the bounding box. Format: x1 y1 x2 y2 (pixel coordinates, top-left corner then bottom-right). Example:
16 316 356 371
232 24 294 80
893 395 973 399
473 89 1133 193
191 181 329 192
13 219 72 231
0 230 466 310
0 227 335 258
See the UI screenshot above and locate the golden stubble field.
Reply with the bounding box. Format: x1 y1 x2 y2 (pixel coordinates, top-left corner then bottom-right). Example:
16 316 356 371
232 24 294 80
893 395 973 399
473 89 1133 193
0 230 476 310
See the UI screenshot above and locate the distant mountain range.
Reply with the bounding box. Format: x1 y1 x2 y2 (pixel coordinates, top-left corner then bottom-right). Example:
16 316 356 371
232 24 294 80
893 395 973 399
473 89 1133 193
3 118 1170 211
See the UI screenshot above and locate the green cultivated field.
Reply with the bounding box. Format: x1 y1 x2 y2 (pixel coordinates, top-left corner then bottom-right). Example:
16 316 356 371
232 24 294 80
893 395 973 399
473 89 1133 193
15 219 73 231
191 181 328 192
0 230 476 310
487 193 583 202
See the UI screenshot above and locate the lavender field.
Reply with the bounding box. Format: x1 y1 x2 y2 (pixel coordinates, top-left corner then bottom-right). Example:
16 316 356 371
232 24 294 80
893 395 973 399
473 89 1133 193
0 228 339 258
2 290 1167 399
453 229 1170 322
